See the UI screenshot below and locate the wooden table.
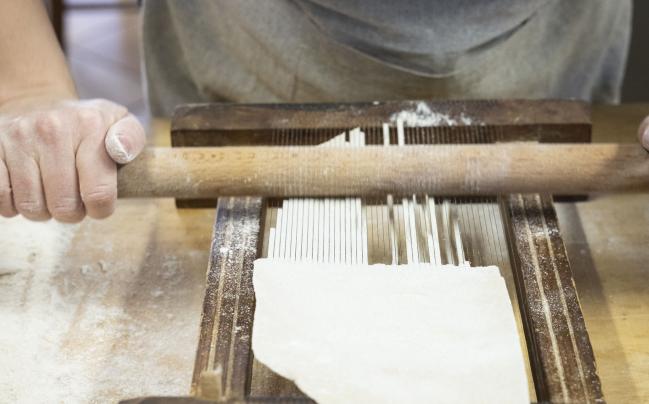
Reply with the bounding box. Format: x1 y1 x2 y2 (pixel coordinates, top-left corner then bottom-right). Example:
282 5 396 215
0 104 647 403
555 104 649 403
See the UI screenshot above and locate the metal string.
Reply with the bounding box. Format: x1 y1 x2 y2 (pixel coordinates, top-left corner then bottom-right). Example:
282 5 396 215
262 120 507 269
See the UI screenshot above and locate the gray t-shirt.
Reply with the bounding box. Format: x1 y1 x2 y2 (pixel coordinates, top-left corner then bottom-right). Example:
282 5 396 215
142 0 631 117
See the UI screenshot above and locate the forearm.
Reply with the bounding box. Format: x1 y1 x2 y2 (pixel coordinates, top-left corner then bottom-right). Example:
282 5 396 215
0 0 77 108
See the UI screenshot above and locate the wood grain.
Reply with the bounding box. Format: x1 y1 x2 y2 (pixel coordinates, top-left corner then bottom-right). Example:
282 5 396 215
191 197 262 401
501 194 604 403
117 143 649 198
172 99 591 134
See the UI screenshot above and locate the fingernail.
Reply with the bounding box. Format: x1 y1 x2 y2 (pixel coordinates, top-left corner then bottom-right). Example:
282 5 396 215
105 131 133 164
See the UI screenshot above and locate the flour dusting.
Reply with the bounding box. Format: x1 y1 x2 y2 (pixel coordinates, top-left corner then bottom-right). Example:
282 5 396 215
0 211 201 403
0 216 76 275
389 102 476 127
0 217 82 402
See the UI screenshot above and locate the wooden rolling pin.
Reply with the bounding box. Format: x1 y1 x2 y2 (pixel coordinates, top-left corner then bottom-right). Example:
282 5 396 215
116 143 649 198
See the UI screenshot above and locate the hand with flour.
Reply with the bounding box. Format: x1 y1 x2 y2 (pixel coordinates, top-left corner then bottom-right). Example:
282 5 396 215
0 98 145 222
0 0 145 222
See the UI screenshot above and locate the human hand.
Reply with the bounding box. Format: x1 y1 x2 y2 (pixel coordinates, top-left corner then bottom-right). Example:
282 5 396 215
639 115 649 150
0 98 146 222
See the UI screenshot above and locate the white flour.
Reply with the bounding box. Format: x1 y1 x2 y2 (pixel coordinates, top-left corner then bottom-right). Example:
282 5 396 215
389 102 475 127
0 217 83 402
0 217 76 275
0 214 199 403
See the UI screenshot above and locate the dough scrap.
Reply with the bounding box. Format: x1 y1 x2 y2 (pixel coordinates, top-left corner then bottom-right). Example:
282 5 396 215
252 259 529 404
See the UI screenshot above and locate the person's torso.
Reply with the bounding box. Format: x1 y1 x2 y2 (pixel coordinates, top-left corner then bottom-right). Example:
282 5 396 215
292 0 550 75
142 0 631 116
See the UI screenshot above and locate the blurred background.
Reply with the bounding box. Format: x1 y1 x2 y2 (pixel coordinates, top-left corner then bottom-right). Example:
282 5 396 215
45 0 147 123
622 0 649 102
44 0 649 129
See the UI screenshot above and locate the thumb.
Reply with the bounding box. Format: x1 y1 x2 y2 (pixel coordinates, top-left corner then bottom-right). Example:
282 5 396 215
104 114 146 164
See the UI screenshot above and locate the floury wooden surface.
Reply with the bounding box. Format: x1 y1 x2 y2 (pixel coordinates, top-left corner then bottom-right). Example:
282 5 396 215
556 104 649 403
1 107 648 402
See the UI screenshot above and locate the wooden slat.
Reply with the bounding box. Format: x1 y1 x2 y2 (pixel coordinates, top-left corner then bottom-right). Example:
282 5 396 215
172 99 591 141
192 197 263 401
501 194 604 403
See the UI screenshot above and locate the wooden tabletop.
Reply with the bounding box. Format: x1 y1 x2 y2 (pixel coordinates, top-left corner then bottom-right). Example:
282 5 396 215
556 103 649 403
0 104 647 402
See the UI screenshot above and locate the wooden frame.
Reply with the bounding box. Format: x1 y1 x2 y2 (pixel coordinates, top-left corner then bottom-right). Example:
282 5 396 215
501 194 603 402
123 100 603 403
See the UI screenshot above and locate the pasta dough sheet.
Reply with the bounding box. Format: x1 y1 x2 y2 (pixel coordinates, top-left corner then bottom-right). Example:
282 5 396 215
252 259 529 404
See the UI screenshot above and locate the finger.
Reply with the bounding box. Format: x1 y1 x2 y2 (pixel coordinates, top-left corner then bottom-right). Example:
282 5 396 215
0 143 17 217
77 130 117 219
6 154 50 221
638 116 649 150
39 133 85 223
104 114 146 164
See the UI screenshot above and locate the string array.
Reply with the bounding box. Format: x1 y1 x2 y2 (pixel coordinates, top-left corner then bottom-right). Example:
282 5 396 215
263 122 501 266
